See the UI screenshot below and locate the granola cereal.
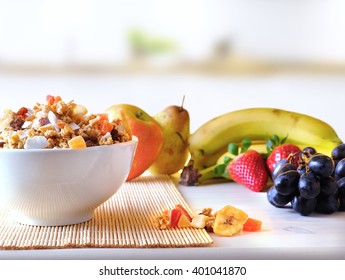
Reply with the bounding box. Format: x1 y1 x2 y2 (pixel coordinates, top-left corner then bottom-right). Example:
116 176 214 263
154 210 171 230
200 208 216 232
0 95 132 149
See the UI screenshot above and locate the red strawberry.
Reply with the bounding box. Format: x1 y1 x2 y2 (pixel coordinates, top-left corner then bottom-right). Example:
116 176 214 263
228 150 268 192
266 143 301 174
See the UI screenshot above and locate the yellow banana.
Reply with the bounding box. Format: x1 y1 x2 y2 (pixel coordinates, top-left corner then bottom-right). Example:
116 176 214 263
216 142 268 165
189 108 343 170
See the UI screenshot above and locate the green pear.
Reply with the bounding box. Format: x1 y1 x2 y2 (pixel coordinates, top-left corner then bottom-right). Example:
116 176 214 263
149 103 190 175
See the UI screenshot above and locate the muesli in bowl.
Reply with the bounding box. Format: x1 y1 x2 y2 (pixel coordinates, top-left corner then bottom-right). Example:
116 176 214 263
0 95 132 149
0 95 137 226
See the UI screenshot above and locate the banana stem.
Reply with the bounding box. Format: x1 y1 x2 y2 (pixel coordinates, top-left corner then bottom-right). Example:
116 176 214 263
179 160 230 186
198 164 223 182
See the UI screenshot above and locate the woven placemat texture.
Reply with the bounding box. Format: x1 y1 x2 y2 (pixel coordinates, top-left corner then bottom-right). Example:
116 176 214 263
0 175 213 250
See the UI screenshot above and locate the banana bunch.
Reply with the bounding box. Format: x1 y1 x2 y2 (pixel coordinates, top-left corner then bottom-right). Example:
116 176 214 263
189 107 342 169
180 107 343 186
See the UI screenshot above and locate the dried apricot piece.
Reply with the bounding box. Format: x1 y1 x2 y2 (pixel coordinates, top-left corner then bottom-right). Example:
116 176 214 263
243 217 262 232
68 136 86 149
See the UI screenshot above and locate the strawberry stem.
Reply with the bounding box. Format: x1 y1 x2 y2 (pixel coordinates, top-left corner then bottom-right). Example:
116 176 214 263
266 134 288 154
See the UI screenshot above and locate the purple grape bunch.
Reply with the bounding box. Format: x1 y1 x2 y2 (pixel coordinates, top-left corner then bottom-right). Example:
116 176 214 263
267 144 345 216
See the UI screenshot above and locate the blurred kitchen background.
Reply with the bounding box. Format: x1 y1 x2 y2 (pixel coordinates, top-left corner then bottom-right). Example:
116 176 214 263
1 0 345 136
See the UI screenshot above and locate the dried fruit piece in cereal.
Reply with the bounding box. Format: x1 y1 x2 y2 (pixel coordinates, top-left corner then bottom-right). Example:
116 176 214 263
46 95 62 106
68 136 87 149
24 136 50 149
98 114 114 136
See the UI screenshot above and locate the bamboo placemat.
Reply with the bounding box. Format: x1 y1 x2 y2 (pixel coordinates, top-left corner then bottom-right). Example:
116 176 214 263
0 175 213 250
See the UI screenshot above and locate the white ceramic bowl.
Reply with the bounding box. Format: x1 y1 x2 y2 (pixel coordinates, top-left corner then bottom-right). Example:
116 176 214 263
0 137 137 226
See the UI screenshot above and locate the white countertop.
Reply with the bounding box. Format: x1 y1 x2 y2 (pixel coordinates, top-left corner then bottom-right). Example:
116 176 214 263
1 72 345 260
1 177 345 260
